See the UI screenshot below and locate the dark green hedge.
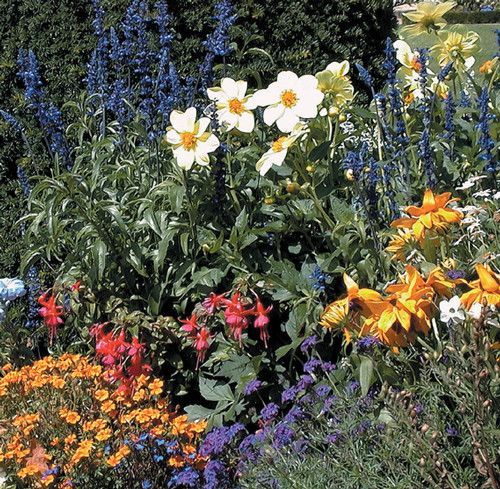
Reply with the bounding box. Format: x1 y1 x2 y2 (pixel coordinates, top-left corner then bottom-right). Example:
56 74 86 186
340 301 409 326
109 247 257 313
0 0 395 277
445 10 500 24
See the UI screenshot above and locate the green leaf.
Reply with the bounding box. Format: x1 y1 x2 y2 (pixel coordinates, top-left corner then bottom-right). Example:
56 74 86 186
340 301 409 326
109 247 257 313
359 356 375 396
199 377 234 402
184 404 215 421
309 141 331 162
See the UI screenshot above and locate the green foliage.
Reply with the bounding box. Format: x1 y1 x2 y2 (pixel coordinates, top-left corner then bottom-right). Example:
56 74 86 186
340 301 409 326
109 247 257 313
445 10 500 24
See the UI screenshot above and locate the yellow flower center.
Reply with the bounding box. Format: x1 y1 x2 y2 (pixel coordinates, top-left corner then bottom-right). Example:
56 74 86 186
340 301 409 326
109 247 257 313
280 90 298 108
228 98 244 115
272 136 287 153
180 132 196 150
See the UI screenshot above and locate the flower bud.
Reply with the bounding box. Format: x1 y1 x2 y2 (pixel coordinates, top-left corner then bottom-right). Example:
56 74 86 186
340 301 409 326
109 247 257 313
338 113 347 123
264 196 276 205
328 106 340 117
286 181 301 194
306 164 316 174
345 169 355 181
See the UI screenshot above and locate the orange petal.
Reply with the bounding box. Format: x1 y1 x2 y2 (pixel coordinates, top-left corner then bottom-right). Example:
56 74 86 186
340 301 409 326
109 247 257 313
476 264 499 293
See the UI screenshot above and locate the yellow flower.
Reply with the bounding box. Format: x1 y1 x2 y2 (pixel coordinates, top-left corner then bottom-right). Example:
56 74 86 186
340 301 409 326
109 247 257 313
401 1 456 37
386 229 419 261
391 189 463 242
95 428 113 442
315 61 354 106
431 30 479 68
460 264 500 310
106 445 131 468
320 274 386 342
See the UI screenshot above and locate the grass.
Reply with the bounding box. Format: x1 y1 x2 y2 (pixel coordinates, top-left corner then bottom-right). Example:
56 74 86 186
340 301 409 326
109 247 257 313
401 23 499 67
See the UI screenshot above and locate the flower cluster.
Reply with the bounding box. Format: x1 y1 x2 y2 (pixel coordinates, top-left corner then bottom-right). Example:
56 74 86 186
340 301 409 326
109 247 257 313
320 264 456 348
0 355 207 488
90 323 152 394
180 291 273 368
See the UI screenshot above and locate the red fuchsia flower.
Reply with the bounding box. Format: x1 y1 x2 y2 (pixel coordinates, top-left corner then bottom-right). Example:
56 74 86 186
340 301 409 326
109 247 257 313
194 326 211 368
202 292 227 314
222 292 255 345
180 313 199 336
127 338 152 378
254 298 272 347
38 293 64 344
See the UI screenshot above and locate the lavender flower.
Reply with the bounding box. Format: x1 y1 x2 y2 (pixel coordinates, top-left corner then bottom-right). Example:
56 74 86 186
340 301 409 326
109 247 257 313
447 270 465 280
86 0 109 99
200 424 244 457
445 426 459 437
326 430 343 444
355 63 374 90
272 423 295 449
442 92 456 159
300 335 317 353
260 403 279 422
203 460 228 489
168 466 199 488
17 50 71 169
244 379 263 396
199 0 236 93
281 385 299 403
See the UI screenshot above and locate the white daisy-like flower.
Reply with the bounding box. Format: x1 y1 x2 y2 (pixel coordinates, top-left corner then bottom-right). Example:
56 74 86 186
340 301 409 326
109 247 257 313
253 71 324 133
207 78 256 133
439 295 465 325
256 123 308 176
165 107 220 170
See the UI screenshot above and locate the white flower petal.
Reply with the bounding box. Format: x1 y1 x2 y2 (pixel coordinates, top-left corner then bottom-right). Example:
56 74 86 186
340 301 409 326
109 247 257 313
236 111 255 133
173 147 195 170
196 117 211 136
236 80 248 99
220 77 239 99
277 71 299 87
263 104 285 126
165 129 181 145
276 110 300 133
201 133 220 154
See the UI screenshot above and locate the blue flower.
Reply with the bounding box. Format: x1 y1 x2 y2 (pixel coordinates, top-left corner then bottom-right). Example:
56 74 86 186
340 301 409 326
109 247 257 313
308 266 329 292
200 424 243 457
355 63 374 90
203 460 228 489
303 358 321 374
142 481 152 489
260 403 279 422
281 385 299 404
300 334 317 353
356 335 381 352
243 379 263 396
476 88 496 175
169 466 199 488
272 422 295 449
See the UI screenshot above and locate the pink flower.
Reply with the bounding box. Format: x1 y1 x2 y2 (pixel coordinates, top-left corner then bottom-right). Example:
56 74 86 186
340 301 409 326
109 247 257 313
202 292 227 314
254 298 272 347
223 292 255 345
180 313 199 336
194 326 211 368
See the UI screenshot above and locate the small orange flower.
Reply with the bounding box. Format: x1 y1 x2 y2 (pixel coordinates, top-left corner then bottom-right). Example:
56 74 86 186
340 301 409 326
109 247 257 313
101 400 116 414
148 378 164 396
106 445 131 467
94 389 109 402
95 428 113 442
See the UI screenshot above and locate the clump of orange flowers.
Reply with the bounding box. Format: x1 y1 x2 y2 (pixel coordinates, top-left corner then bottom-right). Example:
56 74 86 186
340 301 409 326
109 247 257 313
321 265 456 349
0 354 207 488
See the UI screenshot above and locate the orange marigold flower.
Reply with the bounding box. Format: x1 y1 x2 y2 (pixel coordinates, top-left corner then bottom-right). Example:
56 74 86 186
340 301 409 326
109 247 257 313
148 378 164 396
17 463 41 478
168 454 186 468
94 389 109 402
106 445 131 467
391 189 463 242
101 400 116 414
95 428 113 442
64 434 77 446
461 264 500 310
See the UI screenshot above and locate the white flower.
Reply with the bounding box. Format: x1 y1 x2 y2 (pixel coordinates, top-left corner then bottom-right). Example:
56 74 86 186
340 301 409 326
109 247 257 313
256 123 308 176
456 175 487 190
207 78 256 133
253 71 324 133
394 40 434 97
468 302 483 320
165 107 220 170
439 296 465 325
